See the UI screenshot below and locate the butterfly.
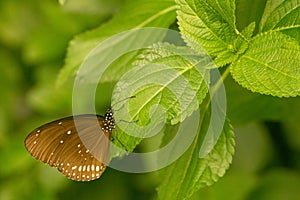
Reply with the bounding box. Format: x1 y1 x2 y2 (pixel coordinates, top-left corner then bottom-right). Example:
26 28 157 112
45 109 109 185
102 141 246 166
24 108 115 181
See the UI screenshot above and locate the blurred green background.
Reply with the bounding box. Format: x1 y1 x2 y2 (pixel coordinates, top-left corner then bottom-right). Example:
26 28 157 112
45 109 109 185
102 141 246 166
0 0 299 200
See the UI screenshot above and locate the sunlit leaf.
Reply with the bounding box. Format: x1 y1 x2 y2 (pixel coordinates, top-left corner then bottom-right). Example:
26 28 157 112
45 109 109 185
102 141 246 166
231 31 300 97
112 43 210 152
176 0 237 67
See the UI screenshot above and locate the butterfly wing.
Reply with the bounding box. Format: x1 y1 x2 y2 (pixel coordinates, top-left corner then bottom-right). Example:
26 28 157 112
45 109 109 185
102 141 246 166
24 115 111 181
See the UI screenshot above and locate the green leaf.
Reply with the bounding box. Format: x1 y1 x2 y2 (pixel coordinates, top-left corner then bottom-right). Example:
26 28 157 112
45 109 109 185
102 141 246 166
111 43 210 152
233 22 255 55
259 0 283 31
56 0 176 87
231 31 300 97
176 0 238 67
132 43 211 106
214 22 256 67
157 110 235 200
262 0 300 41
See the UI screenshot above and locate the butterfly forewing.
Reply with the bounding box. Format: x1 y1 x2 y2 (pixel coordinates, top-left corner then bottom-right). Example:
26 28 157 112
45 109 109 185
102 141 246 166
24 114 112 181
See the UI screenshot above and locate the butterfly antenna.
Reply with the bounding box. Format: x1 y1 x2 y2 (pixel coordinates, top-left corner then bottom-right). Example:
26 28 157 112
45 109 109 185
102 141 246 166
118 119 139 123
112 96 136 111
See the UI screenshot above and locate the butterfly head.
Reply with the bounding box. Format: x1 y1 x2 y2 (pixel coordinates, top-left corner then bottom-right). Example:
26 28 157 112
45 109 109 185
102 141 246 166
102 108 115 132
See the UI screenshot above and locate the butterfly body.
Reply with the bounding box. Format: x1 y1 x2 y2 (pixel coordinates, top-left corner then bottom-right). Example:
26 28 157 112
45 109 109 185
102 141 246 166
24 109 115 181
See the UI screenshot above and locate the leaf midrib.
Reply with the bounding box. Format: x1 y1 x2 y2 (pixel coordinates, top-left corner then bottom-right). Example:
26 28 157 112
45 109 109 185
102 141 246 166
137 5 177 28
175 103 210 199
131 65 194 120
243 55 300 80
271 3 300 30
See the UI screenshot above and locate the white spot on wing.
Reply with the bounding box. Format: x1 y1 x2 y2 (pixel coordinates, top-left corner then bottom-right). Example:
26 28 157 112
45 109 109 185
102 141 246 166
67 130 71 135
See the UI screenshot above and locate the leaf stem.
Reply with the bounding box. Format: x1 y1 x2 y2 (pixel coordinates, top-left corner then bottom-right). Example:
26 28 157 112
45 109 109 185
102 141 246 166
235 28 251 43
202 65 230 115
211 66 230 97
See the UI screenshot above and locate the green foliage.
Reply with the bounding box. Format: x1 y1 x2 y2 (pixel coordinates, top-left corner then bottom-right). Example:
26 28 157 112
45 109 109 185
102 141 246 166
157 111 234 199
111 43 210 153
261 0 300 41
1 0 300 200
177 0 300 97
176 0 238 66
231 31 300 97
56 0 177 87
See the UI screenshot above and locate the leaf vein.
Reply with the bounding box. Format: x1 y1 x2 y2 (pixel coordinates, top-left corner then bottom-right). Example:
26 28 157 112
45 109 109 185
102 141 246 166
243 56 299 80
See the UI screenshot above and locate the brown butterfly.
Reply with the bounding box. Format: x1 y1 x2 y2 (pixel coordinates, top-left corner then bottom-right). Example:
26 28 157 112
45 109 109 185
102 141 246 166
24 109 115 181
